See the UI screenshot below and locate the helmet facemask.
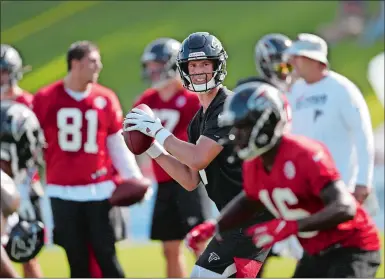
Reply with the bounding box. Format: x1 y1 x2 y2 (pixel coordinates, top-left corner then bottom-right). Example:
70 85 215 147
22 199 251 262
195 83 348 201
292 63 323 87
1 45 31 96
0 67 21 96
256 53 293 93
141 38 181 90
142 59 178 89
233 107 286 161
255 34 293 92
220 84 288 162
177 53 228 94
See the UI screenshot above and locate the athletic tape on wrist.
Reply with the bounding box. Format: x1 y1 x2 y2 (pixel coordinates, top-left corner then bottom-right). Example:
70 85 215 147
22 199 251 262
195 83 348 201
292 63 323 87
155 129 172 146
146 142 166 159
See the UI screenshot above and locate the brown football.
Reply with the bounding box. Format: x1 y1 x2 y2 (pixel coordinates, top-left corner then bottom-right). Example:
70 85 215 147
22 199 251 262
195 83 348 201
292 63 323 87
109 177 151 207
123 104 155 155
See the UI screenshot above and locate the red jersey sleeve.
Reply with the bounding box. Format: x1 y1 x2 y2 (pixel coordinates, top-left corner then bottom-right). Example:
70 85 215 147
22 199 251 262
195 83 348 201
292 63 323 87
15 92 34 108
301 146 341 196
242 159 261 202
174 94 200 140
107 92 124 135
31 91 46 128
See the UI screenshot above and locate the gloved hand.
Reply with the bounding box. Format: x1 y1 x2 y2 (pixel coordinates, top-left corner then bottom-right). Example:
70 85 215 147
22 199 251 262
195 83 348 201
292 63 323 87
124 108 171 145
185 220 218 253
18 197 36 221
245 219 298 249
17 182 36 221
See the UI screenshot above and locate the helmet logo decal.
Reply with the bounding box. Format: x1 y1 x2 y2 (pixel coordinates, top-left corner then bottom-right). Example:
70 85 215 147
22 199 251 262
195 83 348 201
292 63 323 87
188 51 206 58
11 232 38 260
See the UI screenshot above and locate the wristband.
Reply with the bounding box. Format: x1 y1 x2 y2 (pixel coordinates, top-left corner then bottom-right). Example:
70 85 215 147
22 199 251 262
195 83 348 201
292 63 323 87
146 141 166 159
155 128 172 146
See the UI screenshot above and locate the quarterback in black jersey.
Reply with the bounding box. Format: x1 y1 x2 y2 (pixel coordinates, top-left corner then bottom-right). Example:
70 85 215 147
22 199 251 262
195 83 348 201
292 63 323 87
124 32 271 277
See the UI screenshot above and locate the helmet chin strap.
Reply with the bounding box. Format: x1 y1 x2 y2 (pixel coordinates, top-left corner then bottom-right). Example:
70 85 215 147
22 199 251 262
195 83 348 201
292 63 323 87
0 78 18 96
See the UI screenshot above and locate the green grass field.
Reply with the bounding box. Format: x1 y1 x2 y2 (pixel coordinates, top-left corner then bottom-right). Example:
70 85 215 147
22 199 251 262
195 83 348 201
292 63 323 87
2 1 384 277
1 1 384 127
12 238 384 278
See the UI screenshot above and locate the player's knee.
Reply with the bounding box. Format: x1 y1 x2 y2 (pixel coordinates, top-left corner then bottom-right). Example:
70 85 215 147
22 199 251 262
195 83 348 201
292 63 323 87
162 240 182 260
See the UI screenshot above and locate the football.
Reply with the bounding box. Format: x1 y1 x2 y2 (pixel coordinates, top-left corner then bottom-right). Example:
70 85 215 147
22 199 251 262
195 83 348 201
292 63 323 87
109 177 152 207
123 104 155 155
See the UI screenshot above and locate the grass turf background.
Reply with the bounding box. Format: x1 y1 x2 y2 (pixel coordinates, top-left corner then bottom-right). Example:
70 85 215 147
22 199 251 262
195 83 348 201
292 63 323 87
2 1 384 277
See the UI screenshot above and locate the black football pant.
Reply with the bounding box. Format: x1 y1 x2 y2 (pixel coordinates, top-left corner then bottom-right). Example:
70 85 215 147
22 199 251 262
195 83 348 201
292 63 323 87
293 247 381 278
50 198 125 278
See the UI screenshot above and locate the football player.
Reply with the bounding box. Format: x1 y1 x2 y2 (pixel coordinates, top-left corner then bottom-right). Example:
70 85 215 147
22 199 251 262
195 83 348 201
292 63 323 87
1 44 45 278
125 32 272 278
237 34 293 127
0 44 33 105
0 101 46 277
237 33 294 92
32 41 144 278
133 37 208 277
237 34 303 275
187 81 381 278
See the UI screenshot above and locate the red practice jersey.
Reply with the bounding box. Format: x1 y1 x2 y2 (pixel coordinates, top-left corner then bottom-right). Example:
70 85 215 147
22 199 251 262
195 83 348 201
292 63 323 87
243 134 380 255
32 80 123 186
14 90 34 108
134 88 200 183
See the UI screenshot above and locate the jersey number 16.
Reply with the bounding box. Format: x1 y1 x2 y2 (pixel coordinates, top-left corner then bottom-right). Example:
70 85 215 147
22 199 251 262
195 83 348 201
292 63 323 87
259 188 318 238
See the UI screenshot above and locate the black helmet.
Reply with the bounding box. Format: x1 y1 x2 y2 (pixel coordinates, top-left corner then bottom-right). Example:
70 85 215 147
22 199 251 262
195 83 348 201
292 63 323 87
218 81 287 161
5 219 45 263
254 34 293 92
176 32 228 93
0 101 45 183
141 38 181 88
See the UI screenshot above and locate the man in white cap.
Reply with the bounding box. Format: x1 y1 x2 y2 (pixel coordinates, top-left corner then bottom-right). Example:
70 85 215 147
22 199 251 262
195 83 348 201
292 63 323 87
284 33 378 216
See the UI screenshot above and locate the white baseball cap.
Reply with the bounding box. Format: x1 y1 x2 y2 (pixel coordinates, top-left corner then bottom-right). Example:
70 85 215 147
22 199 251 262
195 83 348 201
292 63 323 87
283 33 328 64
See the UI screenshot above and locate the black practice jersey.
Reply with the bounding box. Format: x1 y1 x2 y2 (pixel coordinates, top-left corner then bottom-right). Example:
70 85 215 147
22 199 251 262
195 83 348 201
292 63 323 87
188 87 242 211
